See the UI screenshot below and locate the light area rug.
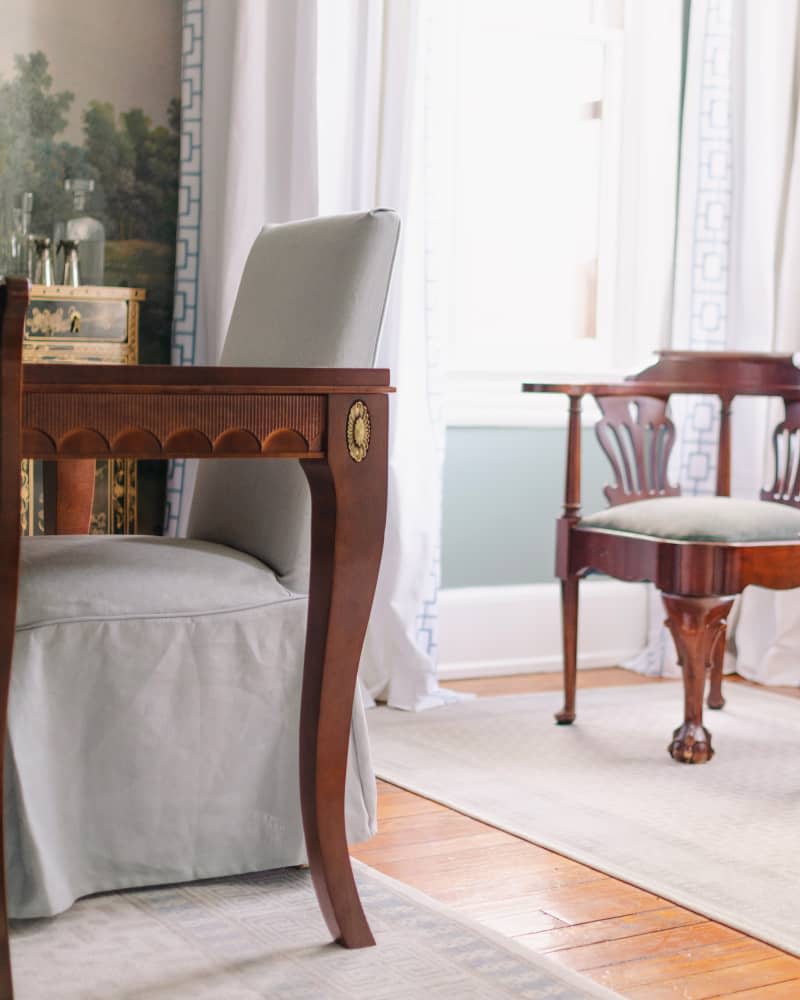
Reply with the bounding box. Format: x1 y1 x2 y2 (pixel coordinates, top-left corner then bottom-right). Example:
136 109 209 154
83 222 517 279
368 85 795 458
9 861 619 999
368 682 800 956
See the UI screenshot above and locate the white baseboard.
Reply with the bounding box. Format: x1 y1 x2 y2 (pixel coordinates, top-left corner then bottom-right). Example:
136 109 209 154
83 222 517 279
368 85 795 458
437 580 649 680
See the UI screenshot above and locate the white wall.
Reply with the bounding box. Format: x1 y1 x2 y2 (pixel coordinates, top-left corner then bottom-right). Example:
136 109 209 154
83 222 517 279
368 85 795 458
438 580 648 679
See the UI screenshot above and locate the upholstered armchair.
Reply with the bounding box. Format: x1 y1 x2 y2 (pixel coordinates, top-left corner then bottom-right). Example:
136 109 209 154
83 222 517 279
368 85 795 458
6 210 400 924
525 351 800 763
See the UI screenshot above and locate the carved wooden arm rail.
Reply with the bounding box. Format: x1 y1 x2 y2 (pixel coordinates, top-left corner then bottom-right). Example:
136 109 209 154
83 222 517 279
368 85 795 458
0 277 390 997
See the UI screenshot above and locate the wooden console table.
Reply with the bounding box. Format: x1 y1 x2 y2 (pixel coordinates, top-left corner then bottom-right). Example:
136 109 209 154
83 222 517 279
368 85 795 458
0 278 388 997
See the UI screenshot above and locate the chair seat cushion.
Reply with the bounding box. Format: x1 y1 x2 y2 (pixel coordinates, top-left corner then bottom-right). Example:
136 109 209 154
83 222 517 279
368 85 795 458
579 496 800 543
17 535 296 630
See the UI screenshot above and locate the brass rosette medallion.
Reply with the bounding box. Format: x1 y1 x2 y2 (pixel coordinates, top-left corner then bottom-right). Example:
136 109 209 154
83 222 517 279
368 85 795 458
346 400 371 462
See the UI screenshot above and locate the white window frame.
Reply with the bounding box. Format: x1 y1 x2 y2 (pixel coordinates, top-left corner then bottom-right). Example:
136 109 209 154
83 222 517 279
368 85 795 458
441 0 684 429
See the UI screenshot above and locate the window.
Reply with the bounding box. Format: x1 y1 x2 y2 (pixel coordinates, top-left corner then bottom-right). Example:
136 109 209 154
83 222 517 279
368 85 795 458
430 1 683 425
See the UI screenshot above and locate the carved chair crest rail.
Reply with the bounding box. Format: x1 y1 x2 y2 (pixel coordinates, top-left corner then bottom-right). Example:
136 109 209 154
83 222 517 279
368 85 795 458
523 350 800 766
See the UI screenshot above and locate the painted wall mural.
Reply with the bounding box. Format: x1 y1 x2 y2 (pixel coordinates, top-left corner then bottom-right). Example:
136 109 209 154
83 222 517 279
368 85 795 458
0 1 182 532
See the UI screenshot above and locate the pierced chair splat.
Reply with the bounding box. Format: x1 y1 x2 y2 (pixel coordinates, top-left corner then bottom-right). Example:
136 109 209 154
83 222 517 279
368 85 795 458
525 350 800 764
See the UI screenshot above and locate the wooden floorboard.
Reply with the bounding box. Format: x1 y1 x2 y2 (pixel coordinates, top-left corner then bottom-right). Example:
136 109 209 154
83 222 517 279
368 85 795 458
442 665 676 698
351 667 800 999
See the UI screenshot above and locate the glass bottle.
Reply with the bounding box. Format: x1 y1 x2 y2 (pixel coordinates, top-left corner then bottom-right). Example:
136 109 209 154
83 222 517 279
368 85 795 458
32 236 55 285
58 179 105 286
59 238 80 286
16 193 34 278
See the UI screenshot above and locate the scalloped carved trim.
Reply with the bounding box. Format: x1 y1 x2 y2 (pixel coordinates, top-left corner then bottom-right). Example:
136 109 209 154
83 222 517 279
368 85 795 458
262 429 309 454
164 429 213 455
21 392 327 459
213 428 261 455
59 429 110 457
22 428 55 456
111 429 161 456
21 426 323 459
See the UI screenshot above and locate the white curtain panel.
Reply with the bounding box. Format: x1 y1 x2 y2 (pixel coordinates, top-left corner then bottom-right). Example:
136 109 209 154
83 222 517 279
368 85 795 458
628 0 736 679
670 0 734 495
604 1 683 677
640 0 800 685
167 0 454 709
316 0 459 709
723 0 800 685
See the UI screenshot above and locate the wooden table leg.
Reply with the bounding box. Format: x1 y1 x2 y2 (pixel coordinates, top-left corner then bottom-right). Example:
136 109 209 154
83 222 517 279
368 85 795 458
42 459 96 534
300 394 388 948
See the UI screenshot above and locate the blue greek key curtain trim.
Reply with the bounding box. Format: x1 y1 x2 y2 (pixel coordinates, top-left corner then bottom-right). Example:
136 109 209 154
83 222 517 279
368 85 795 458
674 0 733 497
627 0 733 678
165 0 204 536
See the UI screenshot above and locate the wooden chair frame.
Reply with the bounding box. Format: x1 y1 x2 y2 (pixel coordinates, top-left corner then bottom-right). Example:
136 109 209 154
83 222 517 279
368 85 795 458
0 277 391 998
525 350 800 764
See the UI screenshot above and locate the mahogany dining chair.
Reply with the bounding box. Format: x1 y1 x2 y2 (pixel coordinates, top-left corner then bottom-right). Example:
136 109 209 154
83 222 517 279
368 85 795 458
525 351 800 763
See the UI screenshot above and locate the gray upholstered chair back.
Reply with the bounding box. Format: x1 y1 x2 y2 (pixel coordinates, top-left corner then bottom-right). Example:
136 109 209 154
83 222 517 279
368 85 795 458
187 210 401 592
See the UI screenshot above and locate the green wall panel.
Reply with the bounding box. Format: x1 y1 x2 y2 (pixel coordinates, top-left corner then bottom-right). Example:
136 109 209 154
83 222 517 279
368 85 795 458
441 427 611 588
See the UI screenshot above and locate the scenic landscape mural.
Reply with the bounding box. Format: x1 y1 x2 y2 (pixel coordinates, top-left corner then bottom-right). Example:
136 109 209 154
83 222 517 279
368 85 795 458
0 49 180 363
0 2 182 533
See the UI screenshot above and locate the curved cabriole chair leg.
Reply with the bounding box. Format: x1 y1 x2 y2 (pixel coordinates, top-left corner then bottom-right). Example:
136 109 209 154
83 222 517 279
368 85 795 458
556 575 579 724
663 594 734 764
299 395 388 948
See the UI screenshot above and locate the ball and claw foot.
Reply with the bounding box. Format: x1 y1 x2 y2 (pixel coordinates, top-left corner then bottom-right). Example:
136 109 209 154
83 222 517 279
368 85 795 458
555 708 575 725
668 721 714 763
707 692 725 710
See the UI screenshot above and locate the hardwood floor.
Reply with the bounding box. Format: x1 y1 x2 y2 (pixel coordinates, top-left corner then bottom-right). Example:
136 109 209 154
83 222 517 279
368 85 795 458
351 667 800 998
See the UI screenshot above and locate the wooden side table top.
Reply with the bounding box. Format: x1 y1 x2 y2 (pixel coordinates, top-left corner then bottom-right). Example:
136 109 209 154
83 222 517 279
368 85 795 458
522 348 800 399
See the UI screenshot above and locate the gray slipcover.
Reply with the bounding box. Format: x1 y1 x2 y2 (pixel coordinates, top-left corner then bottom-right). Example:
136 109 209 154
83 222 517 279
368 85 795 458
8 210 401 918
